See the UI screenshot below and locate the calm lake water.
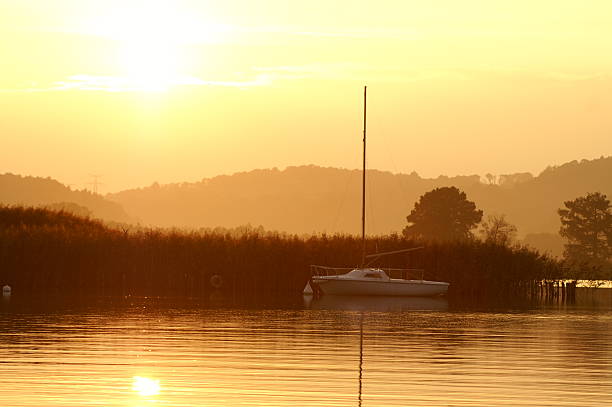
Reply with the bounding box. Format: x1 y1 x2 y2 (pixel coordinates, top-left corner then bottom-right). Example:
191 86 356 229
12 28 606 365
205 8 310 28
1 290 611 407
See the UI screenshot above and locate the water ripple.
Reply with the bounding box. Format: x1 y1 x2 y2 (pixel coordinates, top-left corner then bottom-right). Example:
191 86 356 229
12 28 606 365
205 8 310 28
0 298 610 406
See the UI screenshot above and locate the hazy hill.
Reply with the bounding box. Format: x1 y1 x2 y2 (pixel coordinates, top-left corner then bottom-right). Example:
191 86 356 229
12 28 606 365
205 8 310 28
3 156 609 255
0 173 132 223
107 166 479 235
108 157 612 242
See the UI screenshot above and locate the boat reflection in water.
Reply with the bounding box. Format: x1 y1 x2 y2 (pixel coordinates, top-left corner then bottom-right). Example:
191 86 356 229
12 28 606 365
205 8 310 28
305 294 448 312
305 295 447 407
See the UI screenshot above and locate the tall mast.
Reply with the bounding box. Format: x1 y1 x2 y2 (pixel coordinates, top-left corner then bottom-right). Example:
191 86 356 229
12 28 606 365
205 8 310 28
361 86 367 266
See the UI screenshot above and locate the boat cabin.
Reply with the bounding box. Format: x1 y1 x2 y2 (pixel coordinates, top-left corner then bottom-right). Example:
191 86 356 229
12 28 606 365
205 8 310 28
346 268 391 281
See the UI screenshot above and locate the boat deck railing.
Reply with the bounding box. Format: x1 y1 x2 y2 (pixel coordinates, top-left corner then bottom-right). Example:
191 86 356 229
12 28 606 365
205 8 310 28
310 265 425 280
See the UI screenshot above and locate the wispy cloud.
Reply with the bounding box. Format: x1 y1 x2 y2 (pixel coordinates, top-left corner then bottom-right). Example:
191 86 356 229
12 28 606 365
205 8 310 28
253 64 612 85
2 69 610 94
242 26 424 41
0 73 273 93
253 63 473 82
545 72 610 82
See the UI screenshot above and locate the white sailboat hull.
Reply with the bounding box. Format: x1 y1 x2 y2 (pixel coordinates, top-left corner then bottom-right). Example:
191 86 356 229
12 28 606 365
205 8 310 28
312 277 449 297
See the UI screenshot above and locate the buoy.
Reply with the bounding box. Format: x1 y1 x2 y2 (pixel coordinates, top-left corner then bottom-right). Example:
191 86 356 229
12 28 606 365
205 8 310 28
2 285 11 296
303 281 313 295
210 274 223 289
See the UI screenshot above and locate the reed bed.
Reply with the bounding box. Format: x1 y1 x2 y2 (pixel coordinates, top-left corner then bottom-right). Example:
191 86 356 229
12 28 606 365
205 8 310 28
0 206 564 300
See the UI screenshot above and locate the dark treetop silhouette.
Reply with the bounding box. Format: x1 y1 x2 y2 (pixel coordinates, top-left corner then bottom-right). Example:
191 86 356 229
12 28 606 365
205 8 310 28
479 214 518 247
403 187 483 242
559 192 612 279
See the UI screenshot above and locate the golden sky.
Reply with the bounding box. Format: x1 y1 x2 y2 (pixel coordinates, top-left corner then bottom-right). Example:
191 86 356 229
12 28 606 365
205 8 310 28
1 0 611 192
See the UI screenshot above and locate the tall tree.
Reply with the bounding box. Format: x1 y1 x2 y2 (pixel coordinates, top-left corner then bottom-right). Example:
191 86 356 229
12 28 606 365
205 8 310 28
403 186 483 241
558 192 612 277
480 214 517 246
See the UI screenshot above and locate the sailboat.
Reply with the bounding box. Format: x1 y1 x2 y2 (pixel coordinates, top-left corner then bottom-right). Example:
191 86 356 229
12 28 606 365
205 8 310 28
308 86 450 297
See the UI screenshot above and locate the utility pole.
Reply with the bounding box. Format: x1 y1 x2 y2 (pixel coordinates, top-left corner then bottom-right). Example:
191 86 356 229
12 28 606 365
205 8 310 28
88 174 104 194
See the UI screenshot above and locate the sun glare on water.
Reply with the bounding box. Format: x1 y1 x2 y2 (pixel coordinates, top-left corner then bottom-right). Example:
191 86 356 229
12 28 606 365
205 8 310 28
132 376 160 397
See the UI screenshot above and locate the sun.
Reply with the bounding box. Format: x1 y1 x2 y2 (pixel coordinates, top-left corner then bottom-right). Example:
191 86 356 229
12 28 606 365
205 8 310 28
109 3 187 92
118 38 182 92
132 376 160 397
87 1 230 91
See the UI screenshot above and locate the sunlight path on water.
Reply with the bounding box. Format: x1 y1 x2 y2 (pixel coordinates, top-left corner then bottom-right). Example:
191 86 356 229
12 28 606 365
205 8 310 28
0 297 611 406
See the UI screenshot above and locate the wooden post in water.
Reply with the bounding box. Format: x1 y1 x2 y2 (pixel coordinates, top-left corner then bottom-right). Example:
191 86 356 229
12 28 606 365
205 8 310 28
561 281 566 302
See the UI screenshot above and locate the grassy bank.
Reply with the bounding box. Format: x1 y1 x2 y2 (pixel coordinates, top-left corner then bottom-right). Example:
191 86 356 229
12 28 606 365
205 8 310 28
0 206 563 300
